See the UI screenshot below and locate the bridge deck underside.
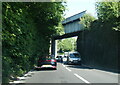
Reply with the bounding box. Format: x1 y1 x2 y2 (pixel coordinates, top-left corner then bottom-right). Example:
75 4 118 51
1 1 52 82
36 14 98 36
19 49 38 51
54 31 82 40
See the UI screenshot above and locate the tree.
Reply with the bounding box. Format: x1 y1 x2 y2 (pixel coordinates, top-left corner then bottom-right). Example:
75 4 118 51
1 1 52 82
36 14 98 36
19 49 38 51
80 13 96 30
2 2 65 83
95 1 120 31
57 38 77 53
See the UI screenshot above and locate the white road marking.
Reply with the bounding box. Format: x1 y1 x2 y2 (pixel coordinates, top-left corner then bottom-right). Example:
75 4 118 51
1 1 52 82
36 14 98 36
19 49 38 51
65 67 72 72
62 64 71 72
74 73 90 84
62 64 66 67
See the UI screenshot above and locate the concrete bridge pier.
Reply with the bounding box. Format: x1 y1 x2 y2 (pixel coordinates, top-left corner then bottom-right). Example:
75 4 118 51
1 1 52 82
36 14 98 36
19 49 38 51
51 38 57 58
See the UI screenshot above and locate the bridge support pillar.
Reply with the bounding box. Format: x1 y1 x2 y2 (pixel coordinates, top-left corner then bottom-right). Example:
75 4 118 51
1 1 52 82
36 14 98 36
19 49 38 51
51 38 57 58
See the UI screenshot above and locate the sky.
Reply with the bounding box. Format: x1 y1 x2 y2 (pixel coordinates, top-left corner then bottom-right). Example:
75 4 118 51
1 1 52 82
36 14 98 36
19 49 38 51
64 0 98 18
63 0 98 39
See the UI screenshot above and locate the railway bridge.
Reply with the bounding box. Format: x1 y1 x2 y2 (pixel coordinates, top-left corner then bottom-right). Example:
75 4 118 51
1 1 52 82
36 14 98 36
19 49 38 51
51 10 86 56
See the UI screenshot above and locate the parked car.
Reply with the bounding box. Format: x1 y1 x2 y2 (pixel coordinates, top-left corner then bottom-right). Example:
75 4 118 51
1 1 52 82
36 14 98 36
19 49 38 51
66 52 81 65
36 57 57 70
56 55 63 62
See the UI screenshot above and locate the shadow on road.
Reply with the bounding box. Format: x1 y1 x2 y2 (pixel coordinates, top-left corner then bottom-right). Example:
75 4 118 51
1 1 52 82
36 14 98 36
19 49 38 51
34 68 56 71
66 64 119 73
66 65 93 70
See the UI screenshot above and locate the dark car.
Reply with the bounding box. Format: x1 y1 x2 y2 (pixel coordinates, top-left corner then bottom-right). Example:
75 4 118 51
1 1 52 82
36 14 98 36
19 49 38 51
56 55 63 62
36 57 57 70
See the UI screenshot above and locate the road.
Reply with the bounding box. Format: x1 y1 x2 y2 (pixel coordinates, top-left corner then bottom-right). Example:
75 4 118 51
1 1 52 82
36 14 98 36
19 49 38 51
16 62 118 84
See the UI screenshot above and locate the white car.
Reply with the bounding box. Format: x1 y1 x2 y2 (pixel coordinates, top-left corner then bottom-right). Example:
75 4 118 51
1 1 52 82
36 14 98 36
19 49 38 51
66 52 81 65
63 56 67 64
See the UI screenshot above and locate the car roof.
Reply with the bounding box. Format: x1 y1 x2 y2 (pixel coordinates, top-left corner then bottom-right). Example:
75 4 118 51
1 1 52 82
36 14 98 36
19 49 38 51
69 52 79 53
57 55 64 56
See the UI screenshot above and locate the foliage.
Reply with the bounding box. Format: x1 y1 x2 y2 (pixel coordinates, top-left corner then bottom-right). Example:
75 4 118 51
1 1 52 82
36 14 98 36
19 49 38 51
77 1 119 72
57 38 77 53
2 2 65 83
96 1 119 20
95 1 120 31
80 13 96 30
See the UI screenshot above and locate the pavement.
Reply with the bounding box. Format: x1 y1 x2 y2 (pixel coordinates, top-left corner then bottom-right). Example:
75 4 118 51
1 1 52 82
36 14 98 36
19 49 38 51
10 62 119 84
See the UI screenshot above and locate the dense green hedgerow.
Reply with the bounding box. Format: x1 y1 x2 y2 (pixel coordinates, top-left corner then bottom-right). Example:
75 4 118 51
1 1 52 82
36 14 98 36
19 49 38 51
2 2 65 83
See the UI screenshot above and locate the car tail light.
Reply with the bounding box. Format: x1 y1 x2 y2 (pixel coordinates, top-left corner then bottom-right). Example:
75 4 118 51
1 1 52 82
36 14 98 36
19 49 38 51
51 59 56 62
52 66 56 68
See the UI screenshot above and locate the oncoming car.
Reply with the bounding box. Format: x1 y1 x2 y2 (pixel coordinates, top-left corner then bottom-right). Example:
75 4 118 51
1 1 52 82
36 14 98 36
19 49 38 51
56 55 63 62
66 52 81 65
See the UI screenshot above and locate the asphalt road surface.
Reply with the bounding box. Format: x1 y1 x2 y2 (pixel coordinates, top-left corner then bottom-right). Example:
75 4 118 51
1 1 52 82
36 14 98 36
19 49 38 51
16 62 119 84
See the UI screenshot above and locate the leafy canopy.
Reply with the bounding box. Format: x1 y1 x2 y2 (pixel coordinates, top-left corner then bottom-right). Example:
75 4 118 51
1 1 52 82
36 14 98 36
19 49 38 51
2 2 65 83
95 1 120 31
80 13 96 30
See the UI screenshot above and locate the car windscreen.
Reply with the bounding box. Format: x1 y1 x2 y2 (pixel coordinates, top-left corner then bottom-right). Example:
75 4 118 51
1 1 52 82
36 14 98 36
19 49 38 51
56 56 62 58
56 56 59 58
73 53 80 57
70 53 80 58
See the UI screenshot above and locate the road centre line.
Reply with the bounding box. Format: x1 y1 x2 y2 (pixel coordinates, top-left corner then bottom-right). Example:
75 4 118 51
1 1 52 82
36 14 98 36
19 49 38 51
65 67 72 72
62 64 66 67
62 64 89 83
74 73 90 84
62 64 72 72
